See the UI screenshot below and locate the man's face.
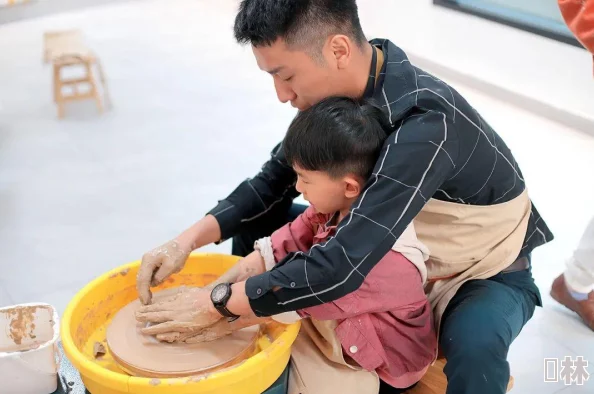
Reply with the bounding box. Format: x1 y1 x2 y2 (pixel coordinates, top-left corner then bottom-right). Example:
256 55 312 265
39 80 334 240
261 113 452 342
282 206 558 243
252 39 344 111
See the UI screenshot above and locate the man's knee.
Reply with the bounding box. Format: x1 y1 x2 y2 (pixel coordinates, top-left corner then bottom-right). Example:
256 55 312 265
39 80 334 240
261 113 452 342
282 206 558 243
441 311 509 363
439 280 528 393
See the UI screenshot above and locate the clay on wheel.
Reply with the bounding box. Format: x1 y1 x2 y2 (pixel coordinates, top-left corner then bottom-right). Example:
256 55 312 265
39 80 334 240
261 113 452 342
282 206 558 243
106 288 259 378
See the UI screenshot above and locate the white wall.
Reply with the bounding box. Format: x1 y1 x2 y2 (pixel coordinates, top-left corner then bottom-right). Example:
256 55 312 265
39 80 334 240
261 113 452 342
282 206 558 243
357 0 594 135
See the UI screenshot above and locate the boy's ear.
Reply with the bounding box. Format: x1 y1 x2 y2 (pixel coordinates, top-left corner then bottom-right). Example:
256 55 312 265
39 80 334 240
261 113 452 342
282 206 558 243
344 175 362 199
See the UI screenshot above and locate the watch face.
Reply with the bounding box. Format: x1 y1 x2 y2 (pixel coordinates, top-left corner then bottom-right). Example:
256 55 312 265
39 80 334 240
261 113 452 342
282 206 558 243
211 284 228 304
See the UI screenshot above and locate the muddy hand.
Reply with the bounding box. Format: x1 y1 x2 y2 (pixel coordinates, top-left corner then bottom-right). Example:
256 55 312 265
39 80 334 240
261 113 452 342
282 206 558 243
135 287 222 336
137 239 191 305
156 319 234 343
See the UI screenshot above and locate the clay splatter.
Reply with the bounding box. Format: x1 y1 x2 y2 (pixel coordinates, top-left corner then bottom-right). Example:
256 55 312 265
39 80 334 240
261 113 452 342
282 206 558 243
186 375 207 383
93 342 106 358
119 268 130 276
5 306 40 345
149 378 161 386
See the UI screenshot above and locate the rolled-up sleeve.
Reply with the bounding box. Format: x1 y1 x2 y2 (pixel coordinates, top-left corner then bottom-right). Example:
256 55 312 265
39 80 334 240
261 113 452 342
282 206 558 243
208 142 299 242
245 111 459 317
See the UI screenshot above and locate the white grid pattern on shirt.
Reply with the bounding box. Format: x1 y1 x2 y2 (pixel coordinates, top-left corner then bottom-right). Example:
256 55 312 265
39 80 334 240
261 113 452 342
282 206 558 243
240 180 297 223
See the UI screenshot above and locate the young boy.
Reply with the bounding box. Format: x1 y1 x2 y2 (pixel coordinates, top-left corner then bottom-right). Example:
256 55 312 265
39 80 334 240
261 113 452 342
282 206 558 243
145 97 436 393
254 97 436 394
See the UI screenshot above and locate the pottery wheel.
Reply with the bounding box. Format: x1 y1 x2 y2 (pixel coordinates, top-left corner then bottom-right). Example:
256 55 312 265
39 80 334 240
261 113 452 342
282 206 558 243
106 288 259 378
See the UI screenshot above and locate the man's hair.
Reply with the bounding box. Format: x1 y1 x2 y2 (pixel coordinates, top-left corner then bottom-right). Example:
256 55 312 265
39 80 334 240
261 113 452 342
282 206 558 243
283 97 390 180
234 0 366 51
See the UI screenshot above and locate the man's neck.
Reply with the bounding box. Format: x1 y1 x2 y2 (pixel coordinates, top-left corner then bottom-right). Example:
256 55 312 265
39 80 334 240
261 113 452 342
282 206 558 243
344 42 375 100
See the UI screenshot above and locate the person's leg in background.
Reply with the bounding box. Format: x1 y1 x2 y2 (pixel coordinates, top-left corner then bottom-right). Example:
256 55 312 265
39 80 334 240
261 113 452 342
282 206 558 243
231 201 308 257
440 265 541 394
551 216 594 330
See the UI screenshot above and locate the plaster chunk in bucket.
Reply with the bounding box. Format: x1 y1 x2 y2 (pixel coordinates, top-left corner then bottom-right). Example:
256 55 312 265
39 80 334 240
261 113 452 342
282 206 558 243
0 303 60 394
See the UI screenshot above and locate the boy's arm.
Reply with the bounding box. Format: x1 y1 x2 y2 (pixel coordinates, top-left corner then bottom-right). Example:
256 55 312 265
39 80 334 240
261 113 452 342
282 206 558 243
204 251 267 290
256 206 319 267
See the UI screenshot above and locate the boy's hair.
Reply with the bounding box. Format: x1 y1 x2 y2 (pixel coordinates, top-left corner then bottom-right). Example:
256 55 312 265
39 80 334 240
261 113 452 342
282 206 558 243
283 97 390 180
234 0 366 52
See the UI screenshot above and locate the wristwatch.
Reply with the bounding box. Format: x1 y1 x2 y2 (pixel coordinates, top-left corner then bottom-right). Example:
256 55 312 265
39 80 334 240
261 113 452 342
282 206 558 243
210 283 240 322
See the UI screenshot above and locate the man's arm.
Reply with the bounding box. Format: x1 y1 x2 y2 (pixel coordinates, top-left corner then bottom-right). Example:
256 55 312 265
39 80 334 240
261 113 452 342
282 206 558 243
137 142 298 304
207 142 299 242
244 111 459 316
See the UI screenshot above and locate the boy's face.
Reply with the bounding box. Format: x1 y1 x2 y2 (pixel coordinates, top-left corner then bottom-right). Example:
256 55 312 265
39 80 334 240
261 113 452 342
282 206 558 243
294 165 362 215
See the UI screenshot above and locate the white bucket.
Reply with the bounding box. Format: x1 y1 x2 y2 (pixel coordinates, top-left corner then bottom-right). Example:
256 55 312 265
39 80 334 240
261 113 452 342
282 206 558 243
0 303 60 394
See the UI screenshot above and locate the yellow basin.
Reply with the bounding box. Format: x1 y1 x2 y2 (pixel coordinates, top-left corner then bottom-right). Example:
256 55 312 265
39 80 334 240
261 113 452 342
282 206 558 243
61 253 300 394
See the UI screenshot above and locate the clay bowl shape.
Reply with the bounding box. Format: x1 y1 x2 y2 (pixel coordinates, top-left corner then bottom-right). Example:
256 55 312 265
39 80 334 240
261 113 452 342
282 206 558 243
61 253 300 394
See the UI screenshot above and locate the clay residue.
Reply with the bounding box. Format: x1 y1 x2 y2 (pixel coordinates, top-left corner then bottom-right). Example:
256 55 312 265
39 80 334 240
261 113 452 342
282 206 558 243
6 306 40 346
186 359 247 383
119 268 130 276
200 274 218 285
186 375 207 383
149 378 161 386
93 342 106 358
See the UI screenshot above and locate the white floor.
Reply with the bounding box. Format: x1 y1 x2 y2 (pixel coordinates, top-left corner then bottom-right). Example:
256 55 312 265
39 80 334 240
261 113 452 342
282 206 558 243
0 0 593 392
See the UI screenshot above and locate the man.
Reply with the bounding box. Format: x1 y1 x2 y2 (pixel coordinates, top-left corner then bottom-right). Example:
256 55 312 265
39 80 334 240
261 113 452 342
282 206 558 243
136 1 552 393
551 0 594 331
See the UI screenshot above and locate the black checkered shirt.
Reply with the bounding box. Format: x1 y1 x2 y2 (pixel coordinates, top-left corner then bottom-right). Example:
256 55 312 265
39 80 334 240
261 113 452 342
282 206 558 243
208 39 553 317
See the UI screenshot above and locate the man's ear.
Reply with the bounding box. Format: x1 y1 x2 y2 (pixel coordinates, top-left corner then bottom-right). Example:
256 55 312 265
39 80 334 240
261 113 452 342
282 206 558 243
327 34 352 69
344 175 361 199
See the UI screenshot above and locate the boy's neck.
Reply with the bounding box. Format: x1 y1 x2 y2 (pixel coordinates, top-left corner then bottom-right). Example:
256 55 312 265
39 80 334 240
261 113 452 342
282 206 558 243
337 209 350 223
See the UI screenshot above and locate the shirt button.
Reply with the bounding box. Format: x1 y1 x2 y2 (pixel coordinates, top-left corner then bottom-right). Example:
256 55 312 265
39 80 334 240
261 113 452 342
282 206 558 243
256 288 262 295
290 282 296 288
349 346 358 354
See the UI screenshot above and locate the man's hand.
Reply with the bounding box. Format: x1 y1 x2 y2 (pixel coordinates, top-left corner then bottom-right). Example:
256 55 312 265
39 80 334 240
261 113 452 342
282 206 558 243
136 239 192 305
135 287 222 337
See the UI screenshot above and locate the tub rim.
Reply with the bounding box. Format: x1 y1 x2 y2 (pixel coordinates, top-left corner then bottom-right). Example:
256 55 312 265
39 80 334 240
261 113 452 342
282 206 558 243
60 253 300 390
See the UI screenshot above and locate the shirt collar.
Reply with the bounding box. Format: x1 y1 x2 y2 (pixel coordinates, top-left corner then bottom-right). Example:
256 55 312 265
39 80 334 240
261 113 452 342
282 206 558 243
363 44 378 99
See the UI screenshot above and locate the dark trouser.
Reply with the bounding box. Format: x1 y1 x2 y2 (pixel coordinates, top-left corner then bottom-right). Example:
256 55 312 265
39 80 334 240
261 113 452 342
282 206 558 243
440 264 541 394
232 203 542 394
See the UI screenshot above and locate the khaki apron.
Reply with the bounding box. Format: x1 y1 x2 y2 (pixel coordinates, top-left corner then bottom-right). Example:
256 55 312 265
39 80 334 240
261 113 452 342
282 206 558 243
288 318 380 394
414 189 532 334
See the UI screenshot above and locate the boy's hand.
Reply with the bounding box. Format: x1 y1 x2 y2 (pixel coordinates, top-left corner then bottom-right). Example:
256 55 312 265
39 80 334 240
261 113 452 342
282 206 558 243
136 239 192 305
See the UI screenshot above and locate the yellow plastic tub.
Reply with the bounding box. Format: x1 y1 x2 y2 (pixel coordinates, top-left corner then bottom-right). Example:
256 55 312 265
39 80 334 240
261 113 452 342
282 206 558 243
61 253 300 394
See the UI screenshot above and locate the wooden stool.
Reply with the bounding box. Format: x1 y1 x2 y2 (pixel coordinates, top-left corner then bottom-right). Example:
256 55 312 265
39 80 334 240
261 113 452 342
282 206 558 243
405 359 514 394
43 30 109 118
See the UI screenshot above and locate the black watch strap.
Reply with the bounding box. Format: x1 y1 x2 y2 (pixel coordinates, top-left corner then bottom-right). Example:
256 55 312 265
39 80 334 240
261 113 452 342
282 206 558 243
219 305 240 322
